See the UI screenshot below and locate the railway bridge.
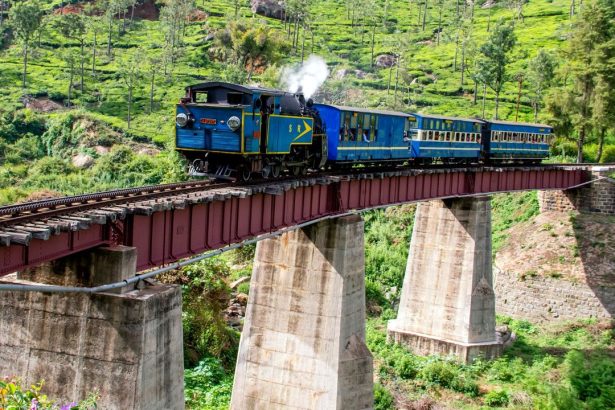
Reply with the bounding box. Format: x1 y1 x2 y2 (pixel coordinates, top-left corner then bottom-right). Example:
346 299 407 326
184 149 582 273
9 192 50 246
0 164 613 410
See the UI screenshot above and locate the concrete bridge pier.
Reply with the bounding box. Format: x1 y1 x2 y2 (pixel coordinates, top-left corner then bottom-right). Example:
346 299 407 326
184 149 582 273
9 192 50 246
231 214 374 410
388 197 501 363
0 245 184 410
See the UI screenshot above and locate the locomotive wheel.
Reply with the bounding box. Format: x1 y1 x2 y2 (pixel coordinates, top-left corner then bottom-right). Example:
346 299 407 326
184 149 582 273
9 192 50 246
272 164 281 178
241 168 251 181
261 166 271 179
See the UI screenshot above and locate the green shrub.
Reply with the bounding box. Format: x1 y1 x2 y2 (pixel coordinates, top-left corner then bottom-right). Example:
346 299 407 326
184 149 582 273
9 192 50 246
365 279 388 312
161 258 239 369
236 281 250 295
566 350 615 408
4 134 45 164
184 358 232 410
488 357 526 382
550 139 577 157
534 386 584 409
419 360 457 387
484 389 510 407
374 383 395 410
599 146 615 163
450 371 480 396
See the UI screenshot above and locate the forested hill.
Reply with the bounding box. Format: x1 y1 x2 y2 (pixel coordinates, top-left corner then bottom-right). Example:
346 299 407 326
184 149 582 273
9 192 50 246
0 0 614 203
0 0 607 136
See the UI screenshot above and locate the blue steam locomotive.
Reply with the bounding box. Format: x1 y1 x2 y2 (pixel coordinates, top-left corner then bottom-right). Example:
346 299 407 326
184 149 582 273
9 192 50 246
175 82 552 180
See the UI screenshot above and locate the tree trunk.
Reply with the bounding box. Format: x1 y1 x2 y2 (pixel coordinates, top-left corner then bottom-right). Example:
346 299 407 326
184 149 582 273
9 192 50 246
481 83 487 117
577 126 585 163
515 77 522 122
131 2 135 25
92 31 97 76
107 16 113 57
68 59 74 106
533 102 539 122
311 29 315 54
371 23 376 68
570 0 575 17
80 40 85 92
473 80 478 105
596 128 605 163
437 3 442 45
127 74 132 129
0 1 4 28
301 25 306 63
387 64 393 94
394 57 400 107
494 91 500 120
22 42 28 88
417 1 423 26
453 27 460 71
422 0 428 31
460 40 466 88
150 70 155 113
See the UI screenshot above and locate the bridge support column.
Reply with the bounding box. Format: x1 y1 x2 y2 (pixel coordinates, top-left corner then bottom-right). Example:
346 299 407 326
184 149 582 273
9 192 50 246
231 215 373 410
388 197 501 363
0 246 184 410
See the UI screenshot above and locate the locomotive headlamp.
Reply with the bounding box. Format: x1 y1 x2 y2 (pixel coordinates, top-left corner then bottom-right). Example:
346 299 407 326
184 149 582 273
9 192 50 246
227 116 241 131
176 113 189 128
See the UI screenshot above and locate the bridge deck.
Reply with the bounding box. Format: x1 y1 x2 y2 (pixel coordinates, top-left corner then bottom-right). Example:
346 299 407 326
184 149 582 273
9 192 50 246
0 165 596 276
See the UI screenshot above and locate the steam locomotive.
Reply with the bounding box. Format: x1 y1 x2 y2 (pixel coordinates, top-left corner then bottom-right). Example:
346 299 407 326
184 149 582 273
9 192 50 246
175 82 553 180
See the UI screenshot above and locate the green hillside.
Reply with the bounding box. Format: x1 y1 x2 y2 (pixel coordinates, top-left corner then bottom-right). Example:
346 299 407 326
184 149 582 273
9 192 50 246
0 0 578 140
0 0 614 203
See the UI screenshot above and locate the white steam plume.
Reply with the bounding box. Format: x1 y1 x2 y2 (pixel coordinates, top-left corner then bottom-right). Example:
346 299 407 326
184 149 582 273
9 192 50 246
280 55 329 99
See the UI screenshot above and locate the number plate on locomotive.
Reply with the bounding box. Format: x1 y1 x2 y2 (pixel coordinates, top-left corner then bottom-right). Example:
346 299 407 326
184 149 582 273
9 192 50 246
200 118 217 124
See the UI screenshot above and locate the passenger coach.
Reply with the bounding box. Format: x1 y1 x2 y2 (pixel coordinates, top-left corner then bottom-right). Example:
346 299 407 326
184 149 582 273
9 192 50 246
406 114 483 162
485 120 552 163
315 104 412 163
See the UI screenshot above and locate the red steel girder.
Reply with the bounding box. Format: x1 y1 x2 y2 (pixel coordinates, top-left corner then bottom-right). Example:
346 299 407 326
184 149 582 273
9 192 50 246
0 167 589 275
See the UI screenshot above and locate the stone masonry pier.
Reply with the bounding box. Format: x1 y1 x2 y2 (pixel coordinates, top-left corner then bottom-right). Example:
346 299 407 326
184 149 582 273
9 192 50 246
231 215 374 410
538 166 615 214
388 197 501 363
0 246 184 410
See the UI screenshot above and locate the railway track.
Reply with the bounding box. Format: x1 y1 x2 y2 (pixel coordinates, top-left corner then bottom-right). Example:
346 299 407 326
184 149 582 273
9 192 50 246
0 163 602 233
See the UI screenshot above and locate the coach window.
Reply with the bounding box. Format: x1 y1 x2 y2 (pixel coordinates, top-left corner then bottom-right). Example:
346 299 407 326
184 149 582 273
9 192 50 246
349 112 358 141
361 114 370 142
370 115 378 141
341 111 353 141
356 113 364 142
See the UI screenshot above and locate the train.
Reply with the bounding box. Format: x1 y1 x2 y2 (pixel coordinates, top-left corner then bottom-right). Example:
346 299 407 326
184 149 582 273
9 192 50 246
175 82 553 180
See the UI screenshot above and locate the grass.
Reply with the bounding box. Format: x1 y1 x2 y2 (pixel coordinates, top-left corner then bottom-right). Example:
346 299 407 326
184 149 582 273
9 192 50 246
491 191 540 254
369 316 615 409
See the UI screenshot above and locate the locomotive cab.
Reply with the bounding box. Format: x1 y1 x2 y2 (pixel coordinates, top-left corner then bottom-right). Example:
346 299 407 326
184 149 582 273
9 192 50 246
175 82 316 179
